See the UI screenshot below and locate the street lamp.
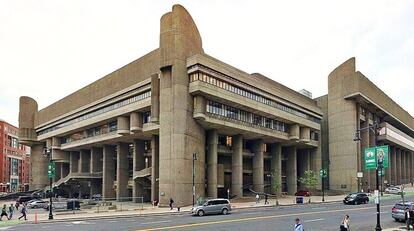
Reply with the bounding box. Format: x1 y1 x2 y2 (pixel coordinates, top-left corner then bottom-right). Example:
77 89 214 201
354 122 381 231
43 147 54 220
192 153 197 207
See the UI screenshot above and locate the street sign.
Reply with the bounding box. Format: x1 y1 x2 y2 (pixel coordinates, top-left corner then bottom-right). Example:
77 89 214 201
357 172 363 178
364 145 389 170
319 169 328 178
48 162 56 178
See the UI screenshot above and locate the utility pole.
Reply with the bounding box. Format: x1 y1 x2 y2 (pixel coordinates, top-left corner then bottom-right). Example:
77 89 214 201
44 147 54 220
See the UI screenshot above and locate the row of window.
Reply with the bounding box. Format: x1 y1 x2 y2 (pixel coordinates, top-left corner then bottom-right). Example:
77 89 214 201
206 100 289 133
61 121 118 144
190 71 321 124
38 89 151 136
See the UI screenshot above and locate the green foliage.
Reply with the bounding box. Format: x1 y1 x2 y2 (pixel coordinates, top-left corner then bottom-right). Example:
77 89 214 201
298 170 318 190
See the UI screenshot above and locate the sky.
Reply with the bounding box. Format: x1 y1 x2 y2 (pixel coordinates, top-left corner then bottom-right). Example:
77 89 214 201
1 0 413 126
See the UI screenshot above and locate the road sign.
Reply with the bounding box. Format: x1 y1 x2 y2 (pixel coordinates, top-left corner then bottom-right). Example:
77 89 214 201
319 169 328 178
364 146 389 170
48 162 56 178
357 172 363 178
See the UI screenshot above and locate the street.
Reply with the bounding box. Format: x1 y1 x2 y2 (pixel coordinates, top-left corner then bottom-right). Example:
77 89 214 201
9 196 412 231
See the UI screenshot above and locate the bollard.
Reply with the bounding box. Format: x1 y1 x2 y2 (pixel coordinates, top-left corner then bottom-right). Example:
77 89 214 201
34 212 38 224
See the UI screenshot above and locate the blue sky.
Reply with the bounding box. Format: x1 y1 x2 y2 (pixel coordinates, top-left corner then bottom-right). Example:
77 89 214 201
0 0 413 126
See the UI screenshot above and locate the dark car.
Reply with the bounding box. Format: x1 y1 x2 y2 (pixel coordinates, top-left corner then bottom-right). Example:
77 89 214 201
343 193 369 205
392 202 414 222
16 196 32 204
295 190 311 197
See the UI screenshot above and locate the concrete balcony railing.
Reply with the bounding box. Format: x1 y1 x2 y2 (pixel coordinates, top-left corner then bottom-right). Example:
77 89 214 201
61 131 121 150
133 167 152 180
378 122 414 151
53 172 103 188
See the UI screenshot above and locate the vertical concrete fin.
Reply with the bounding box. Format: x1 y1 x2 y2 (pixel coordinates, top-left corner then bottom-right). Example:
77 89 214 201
18 96 38 144
328 57 356 79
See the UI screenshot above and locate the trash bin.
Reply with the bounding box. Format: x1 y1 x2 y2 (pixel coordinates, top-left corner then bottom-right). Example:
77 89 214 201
296 196 304 204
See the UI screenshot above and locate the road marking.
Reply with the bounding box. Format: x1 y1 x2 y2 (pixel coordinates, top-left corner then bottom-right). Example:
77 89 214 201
243 212 261 215
135 205 394 231
141 220 171 225
304 218 324 223
108 220 118 223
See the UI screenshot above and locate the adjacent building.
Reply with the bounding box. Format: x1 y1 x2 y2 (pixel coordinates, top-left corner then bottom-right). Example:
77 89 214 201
0 119 30 193
317 58 414 193
18 5 322 206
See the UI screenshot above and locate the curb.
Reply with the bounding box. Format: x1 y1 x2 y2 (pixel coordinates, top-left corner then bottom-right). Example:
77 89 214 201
25 199 344 225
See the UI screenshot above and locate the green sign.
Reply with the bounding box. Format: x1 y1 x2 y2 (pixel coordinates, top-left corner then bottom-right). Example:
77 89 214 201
364 145 389 170
48 162 56 178
320 169 328 178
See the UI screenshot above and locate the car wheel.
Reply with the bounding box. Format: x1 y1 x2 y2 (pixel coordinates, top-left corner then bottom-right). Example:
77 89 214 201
222 208 229 215
33 205 37 208
197 210 204 217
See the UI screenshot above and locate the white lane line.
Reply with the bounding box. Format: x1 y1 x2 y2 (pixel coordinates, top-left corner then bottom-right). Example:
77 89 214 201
126 219 135 222
304 218 325 223
243 212 262 215
142 220 172 225
108 220 118 223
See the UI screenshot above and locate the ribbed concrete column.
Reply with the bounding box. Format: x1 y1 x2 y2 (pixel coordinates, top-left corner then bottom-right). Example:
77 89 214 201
151 135 159 202
403 151 407 184
252 140 264 193
207 130 218 198
90 147 103 173
368 127 376 190
360 119 370 191
289 124 300 140
79 150 91 173
391 146 397 185
386 146 392 184
133 139 145 202
90 179 101 196
397 148 402 185
406 151 410 184
411 151 414 185
151 73 160 123
70 152 79 173
287 146 297 195
232 135 243 198
270 143 282 195
130 112 143 133
194 95 206 116
61 163 70 178
117 143 129 201
103 145 115 199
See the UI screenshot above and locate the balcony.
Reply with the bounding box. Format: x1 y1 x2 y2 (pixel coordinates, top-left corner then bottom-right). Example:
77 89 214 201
378 122 414 151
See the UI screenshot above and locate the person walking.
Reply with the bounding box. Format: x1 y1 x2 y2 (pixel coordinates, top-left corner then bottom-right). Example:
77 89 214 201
18 204 27 221
169 198 174 210
294 218 304 231
406 208 414 230
15 202 20 211
8 204 14 220
0 204 8 221
255 194 260 204
264 194 269 205
340 214 350 231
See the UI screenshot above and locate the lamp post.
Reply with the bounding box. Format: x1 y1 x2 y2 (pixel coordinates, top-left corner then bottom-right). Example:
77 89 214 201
43 147 54 220
192 153 197 207
354 122 381 231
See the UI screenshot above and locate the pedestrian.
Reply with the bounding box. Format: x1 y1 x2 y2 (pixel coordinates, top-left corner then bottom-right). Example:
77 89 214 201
294 218 304 231
169 198 174 210
406 208 414 230
0 204 8 221
8 204 14 220
340 214 350 231
264 194 269 205
255 194 260 204
15 202 20 211
18 204 27 221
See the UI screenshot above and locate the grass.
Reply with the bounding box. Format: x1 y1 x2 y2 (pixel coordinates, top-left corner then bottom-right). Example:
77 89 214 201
0 219 24 227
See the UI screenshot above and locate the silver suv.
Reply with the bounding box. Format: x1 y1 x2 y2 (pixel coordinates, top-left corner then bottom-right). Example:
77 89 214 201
392 201 414 222
191 199 231 216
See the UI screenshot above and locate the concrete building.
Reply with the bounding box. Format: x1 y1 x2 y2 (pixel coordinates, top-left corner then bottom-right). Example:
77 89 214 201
317 58 414 193
18 5 323 206
0 119 31 192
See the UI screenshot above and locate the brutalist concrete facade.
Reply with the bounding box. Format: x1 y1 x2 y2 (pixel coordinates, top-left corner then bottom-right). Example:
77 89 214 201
317 58 414 193
18 5 325 206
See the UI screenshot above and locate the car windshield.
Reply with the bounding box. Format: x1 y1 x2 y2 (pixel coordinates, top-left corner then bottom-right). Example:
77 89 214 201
348 194 357 198
395 203 411 210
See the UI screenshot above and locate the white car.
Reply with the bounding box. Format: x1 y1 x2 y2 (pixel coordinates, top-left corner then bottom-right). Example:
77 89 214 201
385 187 404 195
27 200 47 209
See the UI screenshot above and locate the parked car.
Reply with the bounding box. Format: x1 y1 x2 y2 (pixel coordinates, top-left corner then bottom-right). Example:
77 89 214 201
343 193 369 205
43 201 69 211
91 194 102 201
27 200 47 209
16 196 32 204
392 202 414 222
191 199 231 216
295 190 311 197
385 186 404 195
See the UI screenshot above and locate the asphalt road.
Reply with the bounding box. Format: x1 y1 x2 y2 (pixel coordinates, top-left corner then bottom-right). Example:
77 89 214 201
8 196 412 231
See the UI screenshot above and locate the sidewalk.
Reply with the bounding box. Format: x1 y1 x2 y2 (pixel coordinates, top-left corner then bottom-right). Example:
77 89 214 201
14 194 346 224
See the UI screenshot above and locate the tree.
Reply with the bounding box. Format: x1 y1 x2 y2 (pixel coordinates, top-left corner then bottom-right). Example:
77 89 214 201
298 170 318 203
271 170 281 206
